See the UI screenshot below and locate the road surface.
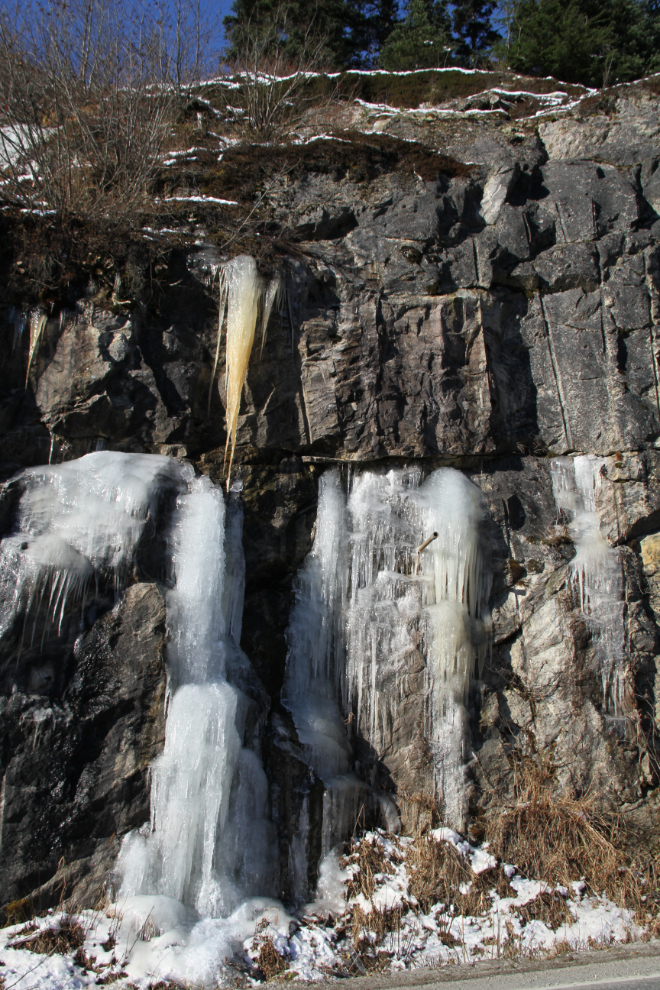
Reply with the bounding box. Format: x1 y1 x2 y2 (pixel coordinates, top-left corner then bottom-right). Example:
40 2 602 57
305 942 660 990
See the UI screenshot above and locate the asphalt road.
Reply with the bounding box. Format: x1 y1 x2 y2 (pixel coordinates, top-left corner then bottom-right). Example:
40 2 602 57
414 962 660 990
304 943 660 990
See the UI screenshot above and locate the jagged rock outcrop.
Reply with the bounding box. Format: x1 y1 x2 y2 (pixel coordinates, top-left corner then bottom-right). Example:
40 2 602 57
3 88 660 911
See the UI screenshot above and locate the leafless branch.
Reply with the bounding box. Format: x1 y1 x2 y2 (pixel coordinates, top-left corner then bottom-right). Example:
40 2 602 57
226 6 336 140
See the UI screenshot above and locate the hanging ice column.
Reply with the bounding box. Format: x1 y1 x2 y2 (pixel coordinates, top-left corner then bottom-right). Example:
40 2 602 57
550 455 626 709
283 466 491 856
421 469 492 826
117 471 279 981
209 255 282 489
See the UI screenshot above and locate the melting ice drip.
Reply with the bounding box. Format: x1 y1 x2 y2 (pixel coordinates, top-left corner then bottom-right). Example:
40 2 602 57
0 452 280 987
209 255 282 489
550 456 626 710
0 451 181 648
283 466 491 846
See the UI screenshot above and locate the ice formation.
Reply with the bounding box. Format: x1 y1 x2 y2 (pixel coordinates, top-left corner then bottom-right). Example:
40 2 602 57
25 310 48 384
0 451 181 647
283 466 491 864
209 255 282 488
117 471 279 983
0 451 279 986
550 455 626 708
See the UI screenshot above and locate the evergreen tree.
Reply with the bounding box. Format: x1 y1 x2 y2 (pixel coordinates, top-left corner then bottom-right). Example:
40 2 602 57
507 0 660 86
452 0 499 68
380 0 452 70
362 0 399 65
223 0 386 69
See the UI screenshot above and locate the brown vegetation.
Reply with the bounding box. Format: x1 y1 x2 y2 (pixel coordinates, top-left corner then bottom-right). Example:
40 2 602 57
0 0 176 224
345 836 396 901
8 916 86 954
255 936 289 979
484 749 657 916
408 836 514 916
2 897 35 927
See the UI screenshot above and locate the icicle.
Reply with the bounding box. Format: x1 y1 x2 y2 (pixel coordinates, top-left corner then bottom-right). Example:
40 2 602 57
11 308 27 352
550 455 626 710
165 476 227 687
208 265 229 417
207 256 283 489
222 256 262 489
421 467 490 703
260 276 282 358
25 311 48 385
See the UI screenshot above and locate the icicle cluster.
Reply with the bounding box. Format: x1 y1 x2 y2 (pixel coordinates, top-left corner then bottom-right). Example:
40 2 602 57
0 451 279 984
550 455 626 709
25 311 48 385
0 452 180 648
282 466 491 849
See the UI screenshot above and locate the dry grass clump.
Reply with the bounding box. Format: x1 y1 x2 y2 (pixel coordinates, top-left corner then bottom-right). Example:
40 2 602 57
350 903 419 964
518 891 573 928
249 919 290 980
407 834 513 917
485 750 648 909
407 835 470 913
255 936 289 980
345 836 395 900
8 915 85 954
2 896 35 928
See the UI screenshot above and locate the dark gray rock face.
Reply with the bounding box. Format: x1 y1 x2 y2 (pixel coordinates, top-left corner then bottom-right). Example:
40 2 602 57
4 92 660 910
0 584 167 917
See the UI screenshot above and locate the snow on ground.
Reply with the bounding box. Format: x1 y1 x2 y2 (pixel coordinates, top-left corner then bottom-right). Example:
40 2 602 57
0 830 646 989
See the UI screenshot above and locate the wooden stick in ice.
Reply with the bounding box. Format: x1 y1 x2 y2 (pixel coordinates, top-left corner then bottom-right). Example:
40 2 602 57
416 531 438 573
417 532 438 553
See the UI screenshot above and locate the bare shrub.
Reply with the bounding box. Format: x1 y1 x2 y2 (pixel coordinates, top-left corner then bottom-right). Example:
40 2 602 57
0 0 177 223
225 7 338 140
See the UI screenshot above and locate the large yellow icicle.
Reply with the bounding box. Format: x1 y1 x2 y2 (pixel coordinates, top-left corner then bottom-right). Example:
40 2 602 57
209 256 284 490
222 255 262 489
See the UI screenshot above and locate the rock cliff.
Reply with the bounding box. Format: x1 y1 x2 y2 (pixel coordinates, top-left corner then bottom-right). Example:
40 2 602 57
3 84 660 917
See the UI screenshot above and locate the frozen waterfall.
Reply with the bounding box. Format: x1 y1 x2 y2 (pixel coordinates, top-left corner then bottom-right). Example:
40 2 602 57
0 452 280 987
118 474 277 921
550 455 626 709
0 453 494 983
283 466 491 853
116 471 280 984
